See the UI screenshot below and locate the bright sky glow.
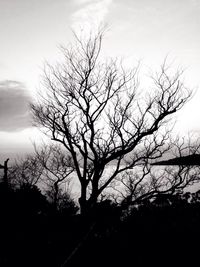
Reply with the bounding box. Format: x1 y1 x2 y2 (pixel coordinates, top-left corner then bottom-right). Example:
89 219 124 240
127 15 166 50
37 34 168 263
0 0 200 159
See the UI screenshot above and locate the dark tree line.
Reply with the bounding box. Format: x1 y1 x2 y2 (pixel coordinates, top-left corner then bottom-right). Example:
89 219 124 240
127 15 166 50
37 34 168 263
1 174 200 267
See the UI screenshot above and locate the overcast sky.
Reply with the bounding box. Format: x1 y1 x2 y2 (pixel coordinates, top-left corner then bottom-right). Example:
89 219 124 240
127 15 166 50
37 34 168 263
0 0 200 159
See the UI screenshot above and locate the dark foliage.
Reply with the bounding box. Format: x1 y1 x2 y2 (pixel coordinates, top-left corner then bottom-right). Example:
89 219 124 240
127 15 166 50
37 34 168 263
1 179 200 267
0 181 78 267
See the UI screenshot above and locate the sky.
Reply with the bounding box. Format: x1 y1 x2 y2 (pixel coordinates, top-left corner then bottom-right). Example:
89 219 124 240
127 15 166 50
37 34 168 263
0 0 200 160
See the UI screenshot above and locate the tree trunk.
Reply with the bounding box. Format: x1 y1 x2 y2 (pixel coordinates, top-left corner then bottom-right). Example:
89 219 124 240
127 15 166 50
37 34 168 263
79 184 99 215
79 183 88 215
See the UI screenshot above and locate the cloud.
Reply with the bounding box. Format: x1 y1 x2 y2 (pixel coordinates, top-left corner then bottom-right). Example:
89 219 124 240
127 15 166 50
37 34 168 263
74 0 93 4
191 0 200 7
0 80 32 132
71 0 113 33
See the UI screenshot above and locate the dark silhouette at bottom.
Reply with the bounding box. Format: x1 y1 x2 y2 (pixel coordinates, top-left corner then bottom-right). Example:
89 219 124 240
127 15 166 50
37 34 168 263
0 180 200 267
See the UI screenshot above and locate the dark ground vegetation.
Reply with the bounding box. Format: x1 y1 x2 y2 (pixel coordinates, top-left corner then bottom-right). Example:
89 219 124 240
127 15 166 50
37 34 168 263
0 181 200 267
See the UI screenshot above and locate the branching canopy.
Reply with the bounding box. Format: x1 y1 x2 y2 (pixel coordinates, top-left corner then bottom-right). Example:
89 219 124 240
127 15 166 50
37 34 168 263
31 30 192 213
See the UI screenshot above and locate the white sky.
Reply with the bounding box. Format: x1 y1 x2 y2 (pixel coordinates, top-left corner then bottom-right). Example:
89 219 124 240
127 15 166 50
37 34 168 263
0 0 200 159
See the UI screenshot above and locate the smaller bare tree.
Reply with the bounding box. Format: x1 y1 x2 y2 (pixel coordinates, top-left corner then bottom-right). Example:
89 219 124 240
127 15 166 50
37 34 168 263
9 154 43 189
34 144 74 211
117 136 200 210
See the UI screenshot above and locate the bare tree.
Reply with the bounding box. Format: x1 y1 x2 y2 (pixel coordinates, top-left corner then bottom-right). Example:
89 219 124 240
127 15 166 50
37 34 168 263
9 154 43 189
31 29 192 214
34 143 74 211
117 136 200 210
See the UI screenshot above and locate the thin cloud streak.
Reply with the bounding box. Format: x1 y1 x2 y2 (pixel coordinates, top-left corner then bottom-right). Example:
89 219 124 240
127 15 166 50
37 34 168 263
71 0 113 33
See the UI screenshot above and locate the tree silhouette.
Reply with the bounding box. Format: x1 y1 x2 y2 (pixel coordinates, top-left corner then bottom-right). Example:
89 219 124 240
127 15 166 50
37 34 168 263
31 29 192 214
9 154 43 189
118 137 200 210
34 143 74 211
14 183 48 217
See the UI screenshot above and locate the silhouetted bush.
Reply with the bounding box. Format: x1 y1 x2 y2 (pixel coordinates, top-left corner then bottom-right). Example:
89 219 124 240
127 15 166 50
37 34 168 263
57 192 79 216
14 183 49 217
